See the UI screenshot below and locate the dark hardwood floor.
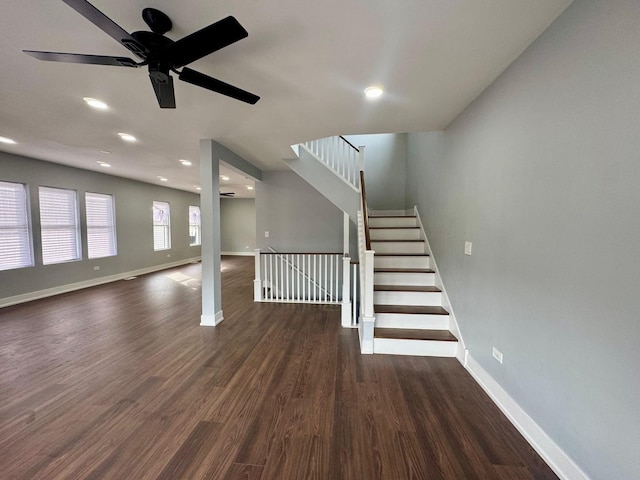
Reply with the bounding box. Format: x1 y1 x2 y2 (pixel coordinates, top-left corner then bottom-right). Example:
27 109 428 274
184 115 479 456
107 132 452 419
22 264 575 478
0 256 558 479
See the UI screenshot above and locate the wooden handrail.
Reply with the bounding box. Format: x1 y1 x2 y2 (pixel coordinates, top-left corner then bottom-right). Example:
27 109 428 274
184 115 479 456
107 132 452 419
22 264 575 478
360 170 371 250
261 251 343 255
339 135 360 152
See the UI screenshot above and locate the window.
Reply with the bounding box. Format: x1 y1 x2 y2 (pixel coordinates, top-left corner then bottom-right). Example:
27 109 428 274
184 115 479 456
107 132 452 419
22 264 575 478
0 180 33 271
189 206 201 246
86 192 117 259
153 201 171 251
39 186 81 265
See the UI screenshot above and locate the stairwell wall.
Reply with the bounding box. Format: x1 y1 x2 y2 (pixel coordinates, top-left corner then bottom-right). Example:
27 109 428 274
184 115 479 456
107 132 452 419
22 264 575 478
405 1 640 479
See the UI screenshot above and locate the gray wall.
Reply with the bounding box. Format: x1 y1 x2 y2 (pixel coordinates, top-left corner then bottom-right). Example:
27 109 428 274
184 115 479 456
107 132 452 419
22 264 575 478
0 152 201 300
255 171 343 253
406 1 640 479
220 198 256 254
344 133 407 210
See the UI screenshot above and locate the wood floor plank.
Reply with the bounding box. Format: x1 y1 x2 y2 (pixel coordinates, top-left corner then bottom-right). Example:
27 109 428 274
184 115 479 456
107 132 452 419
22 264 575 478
0 256 559 480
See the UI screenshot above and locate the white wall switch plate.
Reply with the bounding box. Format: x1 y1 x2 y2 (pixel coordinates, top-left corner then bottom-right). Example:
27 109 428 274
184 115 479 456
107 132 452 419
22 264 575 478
93 266 100 271
465 241 473 255
492 347 503 364
265 231 270 238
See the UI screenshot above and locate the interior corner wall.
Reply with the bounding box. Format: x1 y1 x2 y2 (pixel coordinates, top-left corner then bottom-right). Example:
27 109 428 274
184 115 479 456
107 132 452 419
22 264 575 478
220 198 256 254
0 152 201 301
343 133 407 210
255 171 343 253
406 1 640 479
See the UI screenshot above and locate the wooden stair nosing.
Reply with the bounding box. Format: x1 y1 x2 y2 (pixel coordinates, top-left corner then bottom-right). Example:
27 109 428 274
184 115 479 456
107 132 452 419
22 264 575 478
369 215 416 219
370 239 424 243
374 268 434 274
369 227 420 230
374 253 429 257
375 305 449 315
374 285 441 293
374 328 457 342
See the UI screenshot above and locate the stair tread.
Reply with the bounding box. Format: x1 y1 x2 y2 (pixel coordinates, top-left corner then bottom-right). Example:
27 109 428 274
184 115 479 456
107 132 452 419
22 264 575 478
371 239 424 242
374 285 441 292
374 328 457 342
369 227 420 230
375 305 449 315
375 253 429 257
369 215 416 218
374 268 435 273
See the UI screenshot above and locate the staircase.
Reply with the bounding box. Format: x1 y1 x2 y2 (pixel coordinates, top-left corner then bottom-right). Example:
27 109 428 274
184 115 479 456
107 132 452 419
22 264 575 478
369 213 458 357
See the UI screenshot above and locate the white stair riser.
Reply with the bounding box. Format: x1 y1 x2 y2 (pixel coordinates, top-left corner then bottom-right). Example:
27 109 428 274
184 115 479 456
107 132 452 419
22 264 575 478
375 313 450 330
374 290 442 305
368 217 418 228
374 256 430 269
369 229 421 241
371 242 425 254
373 338 457 357
374 272 435 286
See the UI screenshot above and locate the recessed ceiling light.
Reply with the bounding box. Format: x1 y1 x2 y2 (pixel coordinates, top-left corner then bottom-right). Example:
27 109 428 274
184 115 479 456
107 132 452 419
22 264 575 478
99 163 111 168
100 150 111 155
196 186 202 191
179 159 192 166
364 86 384 98
158 176 168 182
83 97 109 110
118 133 137 142
246 185 254 190
220 175 230 181
0 136 17 145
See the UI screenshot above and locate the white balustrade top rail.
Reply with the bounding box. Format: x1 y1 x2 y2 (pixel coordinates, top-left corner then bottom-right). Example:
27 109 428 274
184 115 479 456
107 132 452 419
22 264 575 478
301 136 363 190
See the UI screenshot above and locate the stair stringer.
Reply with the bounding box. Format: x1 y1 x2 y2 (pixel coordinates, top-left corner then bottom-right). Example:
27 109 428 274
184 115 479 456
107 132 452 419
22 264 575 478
413 205 467 361
285 144 359 220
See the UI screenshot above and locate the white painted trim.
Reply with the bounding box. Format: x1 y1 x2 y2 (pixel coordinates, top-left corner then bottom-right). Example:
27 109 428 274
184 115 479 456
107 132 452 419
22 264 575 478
463 354 591 480
200 310 224 326
0 257 202 309
413 205 466 357
298 143 360 192
221 251 255 256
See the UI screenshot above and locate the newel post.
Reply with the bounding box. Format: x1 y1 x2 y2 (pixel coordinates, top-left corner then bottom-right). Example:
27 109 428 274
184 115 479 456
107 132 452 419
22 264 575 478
341 256 352 327
254 249 262 302
359 249 375 353
358 145 366 172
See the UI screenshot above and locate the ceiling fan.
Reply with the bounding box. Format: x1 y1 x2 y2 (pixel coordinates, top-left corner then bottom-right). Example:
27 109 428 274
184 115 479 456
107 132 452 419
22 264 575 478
220 192 235 197
23 0 260 108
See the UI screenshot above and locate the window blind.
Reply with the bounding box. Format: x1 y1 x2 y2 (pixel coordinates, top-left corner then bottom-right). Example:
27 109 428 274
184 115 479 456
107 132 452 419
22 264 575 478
86 192 117 259
39 186 80 265
189 205 201 246
0 180 33 271
153 201 171 251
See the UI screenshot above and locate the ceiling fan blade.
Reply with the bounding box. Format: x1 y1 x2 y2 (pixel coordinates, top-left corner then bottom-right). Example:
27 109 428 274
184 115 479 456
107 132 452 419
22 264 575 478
62 0 150 59
179 67 259 105
161 16 248 68
149 75 176 109
23 50 138 67
220 192 235 197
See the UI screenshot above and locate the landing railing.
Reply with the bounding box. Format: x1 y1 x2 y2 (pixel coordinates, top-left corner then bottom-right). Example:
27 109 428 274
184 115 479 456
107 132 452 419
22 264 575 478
301 136 364 190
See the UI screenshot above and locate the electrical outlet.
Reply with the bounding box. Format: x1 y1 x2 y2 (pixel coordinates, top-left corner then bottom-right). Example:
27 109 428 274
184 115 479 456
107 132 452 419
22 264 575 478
464 241 473 255
93 266 100 271
492 347 503 364
265 231 270 238
167 253 171 258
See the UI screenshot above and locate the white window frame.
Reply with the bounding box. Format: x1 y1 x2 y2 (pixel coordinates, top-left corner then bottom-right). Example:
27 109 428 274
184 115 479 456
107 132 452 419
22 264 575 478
189 205 201 246
0 180 34 271
39 186 81 265
86 192 117 259
153 201 171 251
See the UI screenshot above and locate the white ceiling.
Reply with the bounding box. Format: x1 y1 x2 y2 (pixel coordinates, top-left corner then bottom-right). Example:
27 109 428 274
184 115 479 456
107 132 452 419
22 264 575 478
0 0 572 194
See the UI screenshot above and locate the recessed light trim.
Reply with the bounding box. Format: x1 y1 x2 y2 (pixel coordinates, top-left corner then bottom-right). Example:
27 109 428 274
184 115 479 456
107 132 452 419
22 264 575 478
246 185 254 190
158 176 168 182
220 175 230 181
364 86 384 98
99 163 111 168
83 97 109 110
196 186 202 191
0 136 17 145
118 132 137 142
179 159 192 166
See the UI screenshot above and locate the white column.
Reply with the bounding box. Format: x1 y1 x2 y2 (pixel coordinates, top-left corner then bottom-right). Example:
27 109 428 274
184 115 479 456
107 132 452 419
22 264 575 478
254 249 262 301
200 139 224 326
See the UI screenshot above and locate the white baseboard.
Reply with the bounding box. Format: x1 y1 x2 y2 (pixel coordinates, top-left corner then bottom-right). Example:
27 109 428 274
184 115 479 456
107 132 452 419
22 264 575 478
221 251 255 256
0 257 202 309
463 354 590 480
200 310 224 326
